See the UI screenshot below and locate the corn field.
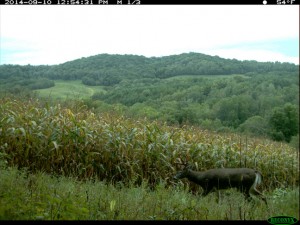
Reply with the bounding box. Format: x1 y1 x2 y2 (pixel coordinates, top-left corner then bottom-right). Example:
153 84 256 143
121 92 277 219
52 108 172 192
0 97 298 191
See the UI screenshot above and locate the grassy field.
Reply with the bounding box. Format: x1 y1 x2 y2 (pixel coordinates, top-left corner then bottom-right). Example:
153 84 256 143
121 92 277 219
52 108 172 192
0 163 298 220
34 80 106 100
34 75 244 100
0 96 298 220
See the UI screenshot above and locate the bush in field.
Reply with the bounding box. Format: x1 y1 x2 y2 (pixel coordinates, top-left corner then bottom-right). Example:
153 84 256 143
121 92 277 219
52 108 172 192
0 97 298 191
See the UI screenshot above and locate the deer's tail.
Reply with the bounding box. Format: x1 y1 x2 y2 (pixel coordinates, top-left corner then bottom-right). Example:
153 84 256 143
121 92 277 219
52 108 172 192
252 170 262 192
251 171 267 205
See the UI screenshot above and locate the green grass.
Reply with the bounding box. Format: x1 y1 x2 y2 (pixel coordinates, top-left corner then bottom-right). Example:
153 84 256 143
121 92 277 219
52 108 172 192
0 96 299 220
0 96 298 190
0 163 298 220
34 80 106 100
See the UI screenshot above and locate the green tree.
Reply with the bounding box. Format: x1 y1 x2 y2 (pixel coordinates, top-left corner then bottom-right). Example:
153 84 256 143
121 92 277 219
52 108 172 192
269 103 299 142
238 116 268 137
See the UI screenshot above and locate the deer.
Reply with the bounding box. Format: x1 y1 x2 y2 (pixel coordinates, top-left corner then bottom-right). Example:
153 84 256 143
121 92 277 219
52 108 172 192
174 165 267 205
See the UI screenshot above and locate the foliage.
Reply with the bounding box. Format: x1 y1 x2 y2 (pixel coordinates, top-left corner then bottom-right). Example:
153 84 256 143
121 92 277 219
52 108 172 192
269 103 299 142
238 116 269 137
289 134 299 150
0 53 298 86
91 73 299 141
0 97 298 191
0 54 298 142
0 164 298 220
1 53 298 220
0 77 54 93
34 80 106 100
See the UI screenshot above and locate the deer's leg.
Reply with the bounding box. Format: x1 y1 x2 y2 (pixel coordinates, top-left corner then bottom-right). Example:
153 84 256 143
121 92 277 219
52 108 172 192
250 188 268 205
242 188 252 202
216 189 223 204
202 186 213 197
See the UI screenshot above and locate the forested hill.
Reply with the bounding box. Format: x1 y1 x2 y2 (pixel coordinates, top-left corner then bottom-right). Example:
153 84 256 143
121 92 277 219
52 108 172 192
0 52 299 144
0 52 298 87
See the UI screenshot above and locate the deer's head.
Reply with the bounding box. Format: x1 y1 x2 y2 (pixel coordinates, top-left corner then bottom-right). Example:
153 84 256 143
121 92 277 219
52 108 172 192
174 164 193 179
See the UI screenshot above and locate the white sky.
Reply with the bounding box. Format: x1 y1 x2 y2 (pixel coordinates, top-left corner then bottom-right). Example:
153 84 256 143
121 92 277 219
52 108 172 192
0 5 299 65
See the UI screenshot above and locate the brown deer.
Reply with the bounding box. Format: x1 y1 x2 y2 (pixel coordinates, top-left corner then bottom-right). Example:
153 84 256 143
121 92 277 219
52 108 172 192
174 165 267 204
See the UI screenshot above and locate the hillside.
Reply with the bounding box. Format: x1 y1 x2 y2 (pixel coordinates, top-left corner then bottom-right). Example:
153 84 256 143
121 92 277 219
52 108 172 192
0 53 299 143
0 53 299 219
0 52 298 87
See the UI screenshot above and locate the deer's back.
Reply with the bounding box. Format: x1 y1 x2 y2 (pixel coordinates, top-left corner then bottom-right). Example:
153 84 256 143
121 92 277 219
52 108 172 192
201 168 257 188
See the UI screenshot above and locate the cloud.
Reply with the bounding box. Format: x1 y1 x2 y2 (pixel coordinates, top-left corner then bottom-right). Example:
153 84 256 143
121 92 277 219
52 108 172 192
206 48 299 65
203 38 299 65
0 5 299 65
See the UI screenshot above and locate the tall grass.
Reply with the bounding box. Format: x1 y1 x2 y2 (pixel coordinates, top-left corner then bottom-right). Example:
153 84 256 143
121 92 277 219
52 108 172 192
0 164 298 220
0 96 298 191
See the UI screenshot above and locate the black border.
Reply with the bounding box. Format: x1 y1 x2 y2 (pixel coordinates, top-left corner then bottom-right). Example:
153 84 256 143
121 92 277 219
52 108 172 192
1 0 299 5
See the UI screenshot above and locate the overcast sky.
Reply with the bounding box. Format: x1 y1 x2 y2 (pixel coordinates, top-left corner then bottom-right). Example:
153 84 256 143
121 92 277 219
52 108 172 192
0 5 299 65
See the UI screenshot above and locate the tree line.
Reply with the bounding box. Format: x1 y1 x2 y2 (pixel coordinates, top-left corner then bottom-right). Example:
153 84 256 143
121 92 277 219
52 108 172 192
88 72 299 144
0 52 298 87
0 53 298 143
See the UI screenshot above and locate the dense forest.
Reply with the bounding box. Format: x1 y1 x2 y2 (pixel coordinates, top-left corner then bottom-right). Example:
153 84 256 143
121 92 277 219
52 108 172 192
0 52 298 86
0 52 299 143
